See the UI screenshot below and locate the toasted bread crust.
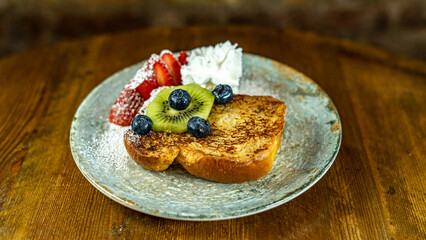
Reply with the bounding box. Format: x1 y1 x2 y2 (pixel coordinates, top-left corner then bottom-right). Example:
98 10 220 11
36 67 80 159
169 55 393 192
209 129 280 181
124 142 179 171
124 131 180 171
124 95 286 183
177 128 283 183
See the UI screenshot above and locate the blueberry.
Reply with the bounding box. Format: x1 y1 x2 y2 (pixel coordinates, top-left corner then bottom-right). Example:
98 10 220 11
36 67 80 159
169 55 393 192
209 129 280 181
212 84 233 104
132 115 153 135
187 117 211 138
168 89 191 110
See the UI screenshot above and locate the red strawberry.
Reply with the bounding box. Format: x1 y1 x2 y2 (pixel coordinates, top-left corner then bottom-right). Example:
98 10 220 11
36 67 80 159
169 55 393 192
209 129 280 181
178 51 188 65
109 88 144 126
161 52 182 85
136 76 158 99
124 55 157 90
153 61 174 86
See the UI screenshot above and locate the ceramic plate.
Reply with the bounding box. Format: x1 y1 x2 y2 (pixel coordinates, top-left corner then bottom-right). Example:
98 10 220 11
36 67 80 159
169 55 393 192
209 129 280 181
70 53 342 220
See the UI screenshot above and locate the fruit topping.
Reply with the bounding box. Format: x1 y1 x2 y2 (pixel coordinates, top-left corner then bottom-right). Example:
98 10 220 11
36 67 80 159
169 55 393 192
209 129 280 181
161 52 182 85
168 89 191 111
109 89 144 126
187 116 211 138
135 76 158 99
146 84 215 133
212 84 233 104
178 51 188 65
109 51 189 126
153 61 174 86
125 54 158 90
132 115 153 135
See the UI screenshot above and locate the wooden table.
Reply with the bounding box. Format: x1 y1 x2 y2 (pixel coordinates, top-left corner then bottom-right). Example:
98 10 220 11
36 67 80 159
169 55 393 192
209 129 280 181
0 26 424 239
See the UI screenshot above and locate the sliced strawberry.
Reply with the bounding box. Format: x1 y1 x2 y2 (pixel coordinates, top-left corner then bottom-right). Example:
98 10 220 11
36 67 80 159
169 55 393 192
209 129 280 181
136 76 158 99
125 54 160 89
161 52 182 85
109 88 144 126
178 51 188 65
153 61 174 86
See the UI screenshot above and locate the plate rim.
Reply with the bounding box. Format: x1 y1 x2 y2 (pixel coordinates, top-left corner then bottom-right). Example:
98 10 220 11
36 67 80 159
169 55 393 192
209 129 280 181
69 53 342 221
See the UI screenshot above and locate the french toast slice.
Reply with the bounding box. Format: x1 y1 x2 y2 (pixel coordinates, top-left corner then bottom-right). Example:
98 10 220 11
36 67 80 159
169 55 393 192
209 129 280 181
124 95 286 183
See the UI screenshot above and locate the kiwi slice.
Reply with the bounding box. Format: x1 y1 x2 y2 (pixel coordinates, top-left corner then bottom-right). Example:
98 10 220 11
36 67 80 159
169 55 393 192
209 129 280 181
146 84 215 133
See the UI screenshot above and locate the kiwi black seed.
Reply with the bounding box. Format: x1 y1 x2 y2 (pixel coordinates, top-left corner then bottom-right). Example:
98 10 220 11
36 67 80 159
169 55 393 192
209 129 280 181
146 84 215 133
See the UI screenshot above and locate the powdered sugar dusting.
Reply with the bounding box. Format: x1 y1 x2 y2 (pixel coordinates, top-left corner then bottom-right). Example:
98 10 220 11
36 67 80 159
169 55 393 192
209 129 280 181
125 54 160 89
160 49 173 56
109 89 144 125
95 124 130 172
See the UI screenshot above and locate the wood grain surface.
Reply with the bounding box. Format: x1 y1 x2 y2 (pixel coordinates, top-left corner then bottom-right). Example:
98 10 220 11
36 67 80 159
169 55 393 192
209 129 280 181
0 26 425 239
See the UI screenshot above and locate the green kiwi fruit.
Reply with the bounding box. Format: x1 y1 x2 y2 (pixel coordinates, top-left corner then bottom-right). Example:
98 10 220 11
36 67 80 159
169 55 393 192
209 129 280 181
146 84 215 133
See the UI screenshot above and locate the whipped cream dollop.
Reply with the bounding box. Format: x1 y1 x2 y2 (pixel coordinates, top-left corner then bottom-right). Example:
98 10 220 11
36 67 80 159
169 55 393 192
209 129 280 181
181 41 242 93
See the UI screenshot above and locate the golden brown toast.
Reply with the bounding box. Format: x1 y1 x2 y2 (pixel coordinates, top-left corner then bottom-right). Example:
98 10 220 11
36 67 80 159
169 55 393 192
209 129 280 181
124 95 286 183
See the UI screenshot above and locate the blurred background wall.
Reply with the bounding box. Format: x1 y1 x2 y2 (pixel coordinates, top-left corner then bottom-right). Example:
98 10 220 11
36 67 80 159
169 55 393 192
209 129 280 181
1 0 426 60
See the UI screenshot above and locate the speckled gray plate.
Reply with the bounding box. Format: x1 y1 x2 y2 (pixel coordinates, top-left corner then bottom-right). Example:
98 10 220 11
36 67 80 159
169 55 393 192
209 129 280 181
70 53 342 221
